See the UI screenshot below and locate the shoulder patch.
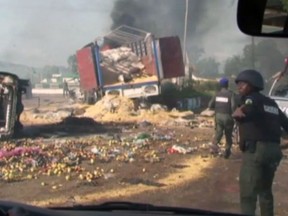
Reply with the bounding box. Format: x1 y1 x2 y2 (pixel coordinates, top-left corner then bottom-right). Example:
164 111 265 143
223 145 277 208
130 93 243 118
245 98 253 105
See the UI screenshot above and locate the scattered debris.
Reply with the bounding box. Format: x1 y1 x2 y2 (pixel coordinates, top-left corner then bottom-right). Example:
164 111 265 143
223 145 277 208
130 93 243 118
200 108 215 117
84 95 135 118
137 120 152 128
167 145 197 154
101 47 145 78
150 104 167 113
120 178 166 187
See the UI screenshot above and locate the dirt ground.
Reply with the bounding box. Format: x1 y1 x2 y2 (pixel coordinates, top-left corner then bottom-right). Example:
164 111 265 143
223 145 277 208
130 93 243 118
1 94 288 216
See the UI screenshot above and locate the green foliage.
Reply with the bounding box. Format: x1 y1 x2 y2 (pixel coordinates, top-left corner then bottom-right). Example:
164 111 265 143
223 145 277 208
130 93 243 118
67 55 78 74
161 80 217 100
42 66 60 79
224 39 284 79
224 55 244 77
280 0 288 12
192 80 219 95
195 57 220 77
161 81 180 98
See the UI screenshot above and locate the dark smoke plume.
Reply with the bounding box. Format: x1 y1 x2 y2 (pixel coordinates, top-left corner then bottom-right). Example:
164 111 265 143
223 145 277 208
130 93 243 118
110 0 245 63
110 0 206 38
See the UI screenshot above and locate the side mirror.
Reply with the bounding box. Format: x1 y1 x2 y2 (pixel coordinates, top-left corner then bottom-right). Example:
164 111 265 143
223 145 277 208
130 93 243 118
237 0 288 37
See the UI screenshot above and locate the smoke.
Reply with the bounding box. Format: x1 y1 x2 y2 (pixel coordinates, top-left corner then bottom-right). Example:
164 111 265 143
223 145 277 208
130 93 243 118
110 0 206 38
0 0 114 67
0 0 251 69
110 0 249 64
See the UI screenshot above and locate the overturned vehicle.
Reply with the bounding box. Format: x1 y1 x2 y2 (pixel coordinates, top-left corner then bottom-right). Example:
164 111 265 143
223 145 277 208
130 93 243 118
0 72 24 139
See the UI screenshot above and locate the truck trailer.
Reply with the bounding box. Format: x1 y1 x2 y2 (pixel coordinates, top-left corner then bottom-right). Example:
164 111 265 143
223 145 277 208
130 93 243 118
76 25 185 104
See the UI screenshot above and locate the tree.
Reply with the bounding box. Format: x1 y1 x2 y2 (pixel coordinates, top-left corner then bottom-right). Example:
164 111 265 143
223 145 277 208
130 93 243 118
224 55 243 77
254 39 284 78
42 66 60 79
67 55 78 74
281 0 288 12
195 57 220 78
224 39 284 80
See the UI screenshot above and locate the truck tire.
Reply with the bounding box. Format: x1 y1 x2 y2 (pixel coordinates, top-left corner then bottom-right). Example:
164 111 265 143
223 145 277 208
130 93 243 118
84 90 96 105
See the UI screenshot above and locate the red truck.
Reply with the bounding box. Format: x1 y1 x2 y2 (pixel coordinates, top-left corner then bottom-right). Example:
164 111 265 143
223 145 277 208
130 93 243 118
76 25 185 104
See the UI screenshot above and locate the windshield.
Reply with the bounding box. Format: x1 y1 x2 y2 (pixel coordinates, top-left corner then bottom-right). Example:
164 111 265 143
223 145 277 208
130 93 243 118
1 0 288 215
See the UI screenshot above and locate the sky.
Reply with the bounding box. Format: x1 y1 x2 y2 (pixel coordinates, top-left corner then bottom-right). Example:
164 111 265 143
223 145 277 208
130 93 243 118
0 0 115 67
0 0 249 68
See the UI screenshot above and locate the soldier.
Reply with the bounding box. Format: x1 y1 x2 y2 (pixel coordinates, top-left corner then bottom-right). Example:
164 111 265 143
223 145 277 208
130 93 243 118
208 77 236 159
232 69 288 216
63 80 69 97
14 86 24 134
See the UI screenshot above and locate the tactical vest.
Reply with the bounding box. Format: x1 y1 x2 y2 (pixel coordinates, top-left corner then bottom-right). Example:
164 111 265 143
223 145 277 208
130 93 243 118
238 93 282 143
215 89 233 114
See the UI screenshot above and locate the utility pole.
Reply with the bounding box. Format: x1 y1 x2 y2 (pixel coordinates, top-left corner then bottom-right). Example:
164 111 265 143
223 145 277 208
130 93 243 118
178 0 189 87
183 0 189 62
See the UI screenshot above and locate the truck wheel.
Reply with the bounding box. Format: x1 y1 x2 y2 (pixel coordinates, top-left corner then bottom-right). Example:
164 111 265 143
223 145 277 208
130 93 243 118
86 91 96 105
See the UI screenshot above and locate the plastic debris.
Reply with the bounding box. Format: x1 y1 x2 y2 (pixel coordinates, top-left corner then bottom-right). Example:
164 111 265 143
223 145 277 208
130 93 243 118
0 146 41 159
200 108 215 117
167 145 196 154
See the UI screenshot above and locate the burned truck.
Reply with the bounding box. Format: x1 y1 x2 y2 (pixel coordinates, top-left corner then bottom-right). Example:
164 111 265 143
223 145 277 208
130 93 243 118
76 25 185 104
0 72 25 139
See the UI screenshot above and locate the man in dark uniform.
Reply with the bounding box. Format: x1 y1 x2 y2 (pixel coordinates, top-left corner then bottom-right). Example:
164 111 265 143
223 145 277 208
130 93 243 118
63 80 69 98
232 69 288 216
14 86 24 134
208 77 236 159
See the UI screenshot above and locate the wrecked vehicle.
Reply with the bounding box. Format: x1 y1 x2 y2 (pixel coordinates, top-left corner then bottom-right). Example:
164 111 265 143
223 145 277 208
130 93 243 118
0 72 25 139
76 25 185 104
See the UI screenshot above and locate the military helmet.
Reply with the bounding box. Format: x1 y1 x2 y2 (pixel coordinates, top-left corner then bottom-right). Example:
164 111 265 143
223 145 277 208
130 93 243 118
235 69 264 90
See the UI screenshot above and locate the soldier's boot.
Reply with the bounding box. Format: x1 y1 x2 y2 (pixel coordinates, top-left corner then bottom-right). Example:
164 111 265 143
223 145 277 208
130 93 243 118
224 141 232 159
209 142 220 156
224 148 231 159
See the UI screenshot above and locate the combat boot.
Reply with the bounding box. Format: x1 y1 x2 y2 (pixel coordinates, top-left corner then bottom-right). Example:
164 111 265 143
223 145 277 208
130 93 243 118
224 148 231 159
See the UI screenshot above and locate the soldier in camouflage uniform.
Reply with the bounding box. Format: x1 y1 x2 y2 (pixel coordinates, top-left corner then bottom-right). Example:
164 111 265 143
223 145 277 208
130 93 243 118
233 69 288 216
208 77 236 159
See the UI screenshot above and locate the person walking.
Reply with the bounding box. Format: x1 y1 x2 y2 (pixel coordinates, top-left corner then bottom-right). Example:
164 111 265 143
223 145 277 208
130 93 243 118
63 80 69 98
208 77 236 159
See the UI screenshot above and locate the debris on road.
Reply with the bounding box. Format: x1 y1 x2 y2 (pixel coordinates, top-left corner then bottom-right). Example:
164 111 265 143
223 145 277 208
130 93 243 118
198 119 214 128
21 94 213 128
0 120 216 184
82 95 199 125
167 145 197 154
84 95 135 119
0 146 41 159
120 177 166 187
150 104 167 113
200 108 215 117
